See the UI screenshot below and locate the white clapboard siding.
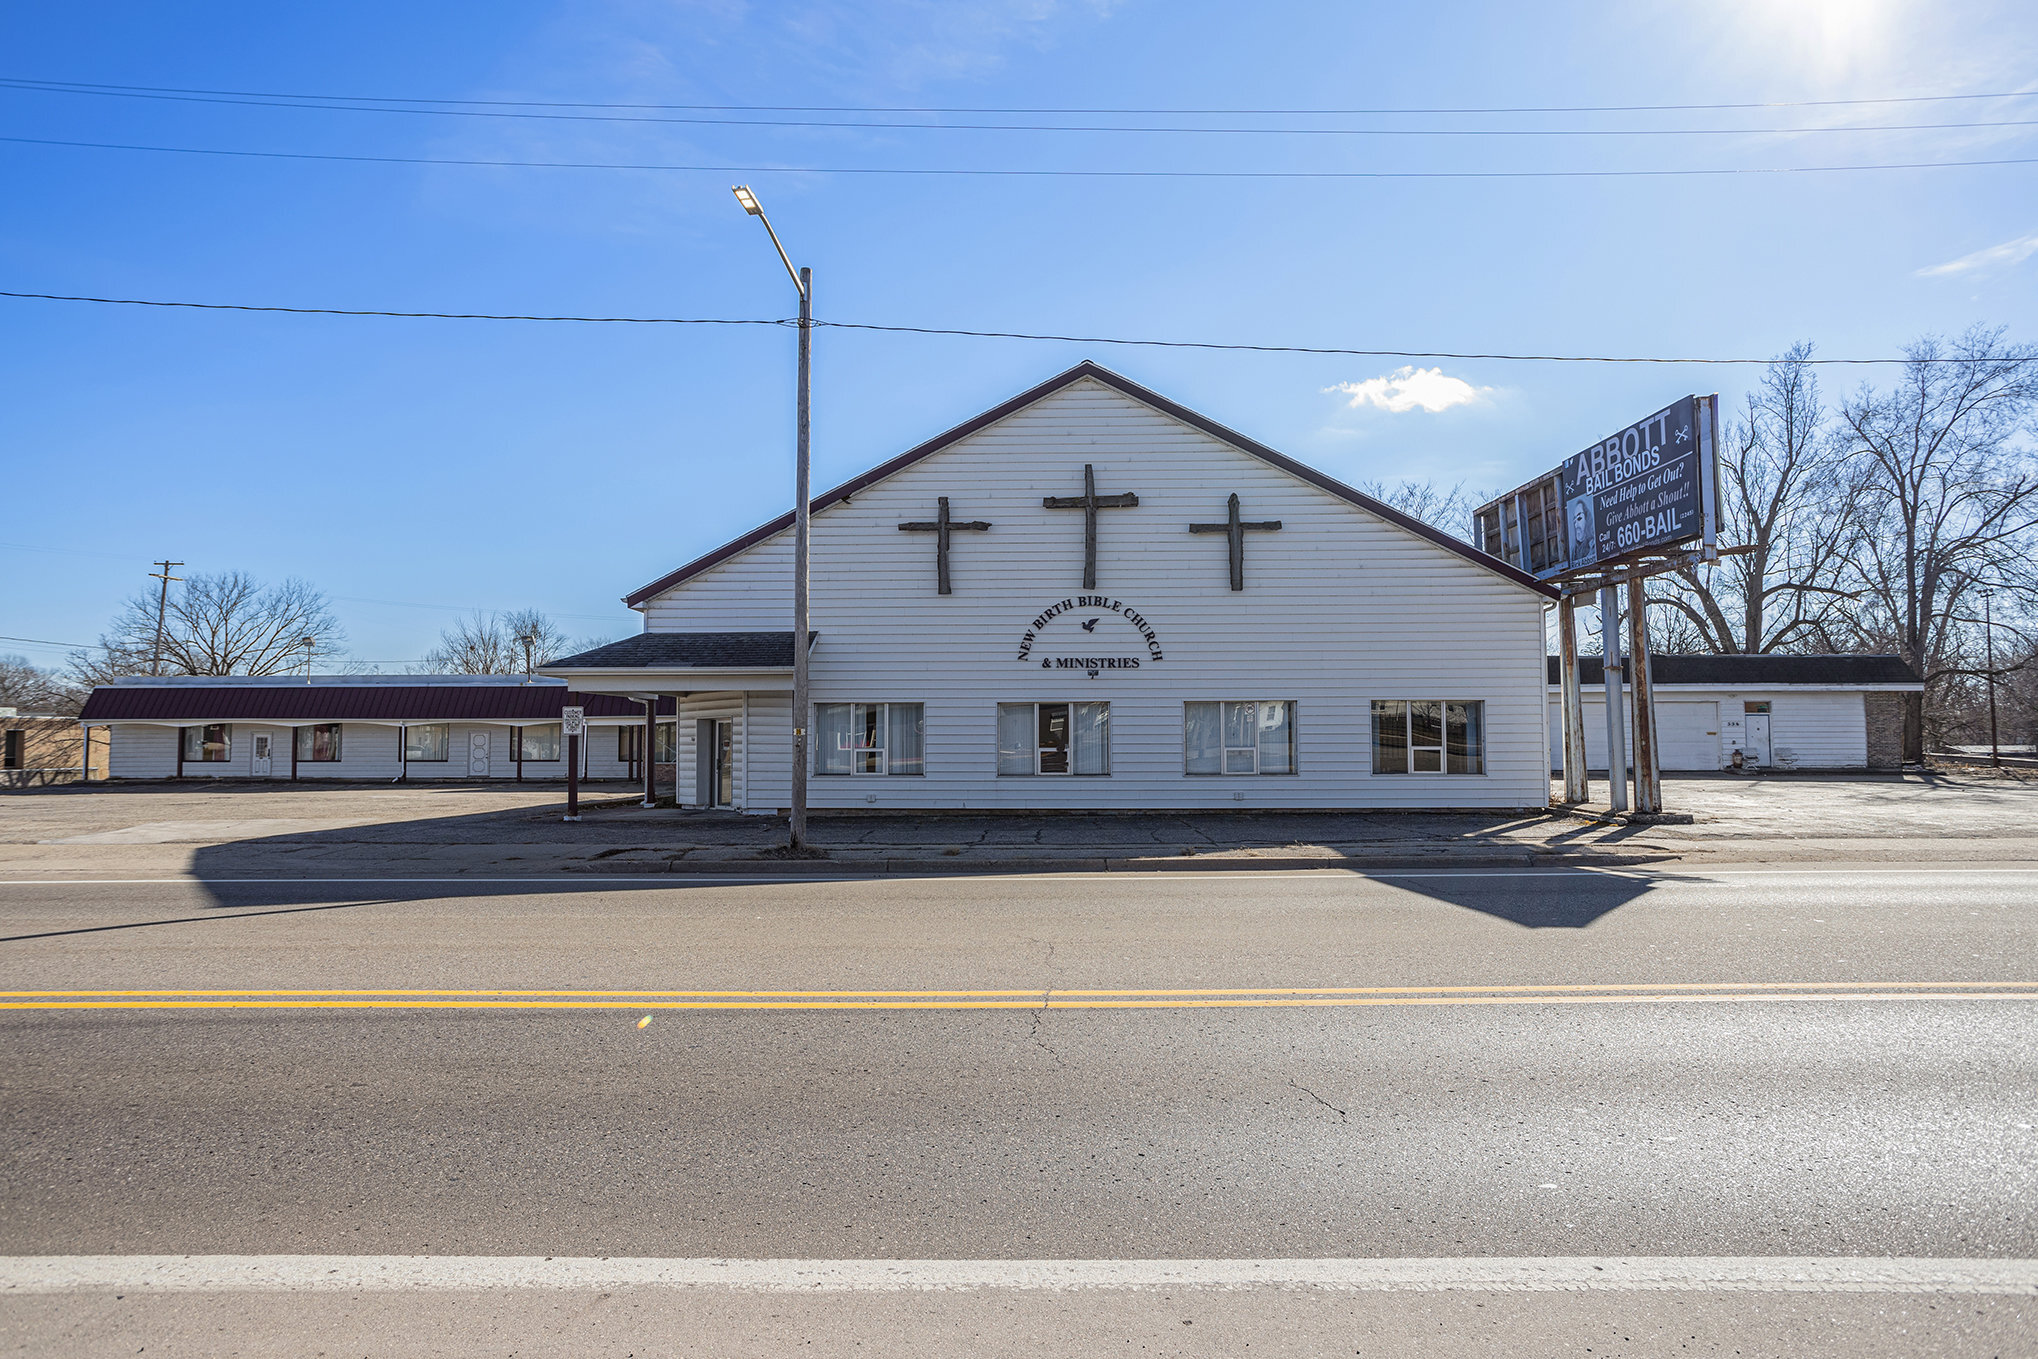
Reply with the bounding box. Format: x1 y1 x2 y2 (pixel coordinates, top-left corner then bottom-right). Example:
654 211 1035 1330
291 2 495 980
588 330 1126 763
1548 689 1869 770
673 694 748 807
108 724 179 778
641 377 1552 810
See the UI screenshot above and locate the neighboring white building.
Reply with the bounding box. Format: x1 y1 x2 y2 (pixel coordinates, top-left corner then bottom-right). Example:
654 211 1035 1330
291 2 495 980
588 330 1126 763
78 675 675 783
543 361 1559 812
1547 654 1921 772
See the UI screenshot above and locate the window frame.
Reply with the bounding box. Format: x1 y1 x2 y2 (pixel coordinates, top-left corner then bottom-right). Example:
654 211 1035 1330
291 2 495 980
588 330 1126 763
182 723 231 763
513 723 562 762
813 702 926 776
1371 699 1486 775
295 722 343 763
403 723 450 762
1183 700 1298 776
996 701 1111 777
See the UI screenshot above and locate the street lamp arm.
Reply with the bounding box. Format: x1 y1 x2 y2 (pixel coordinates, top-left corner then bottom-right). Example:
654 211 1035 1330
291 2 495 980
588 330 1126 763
751 210 806 300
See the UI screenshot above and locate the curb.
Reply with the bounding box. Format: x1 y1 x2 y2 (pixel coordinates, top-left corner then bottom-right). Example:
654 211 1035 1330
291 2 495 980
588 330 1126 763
563 849 1678 876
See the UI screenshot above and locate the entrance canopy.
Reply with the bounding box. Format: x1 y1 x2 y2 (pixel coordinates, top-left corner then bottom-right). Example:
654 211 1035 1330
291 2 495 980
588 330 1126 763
539 631 811 696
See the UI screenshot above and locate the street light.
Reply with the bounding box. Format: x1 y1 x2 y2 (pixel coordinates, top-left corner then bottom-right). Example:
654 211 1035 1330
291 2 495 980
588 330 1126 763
733 184 814 851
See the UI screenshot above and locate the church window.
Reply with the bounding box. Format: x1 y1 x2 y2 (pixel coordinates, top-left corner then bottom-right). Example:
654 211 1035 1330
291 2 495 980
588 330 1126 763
998 702 1109 775
815 703 925 776
1184 702 1295 775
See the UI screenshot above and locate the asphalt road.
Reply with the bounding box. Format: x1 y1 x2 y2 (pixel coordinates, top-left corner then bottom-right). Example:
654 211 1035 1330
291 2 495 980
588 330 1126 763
3 867 2034 1356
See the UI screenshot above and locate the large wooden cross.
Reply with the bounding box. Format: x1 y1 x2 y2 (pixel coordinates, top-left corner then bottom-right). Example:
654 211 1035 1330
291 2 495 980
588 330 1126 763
896 496 992 595
1189 493 1283 591
1042 463 1139 589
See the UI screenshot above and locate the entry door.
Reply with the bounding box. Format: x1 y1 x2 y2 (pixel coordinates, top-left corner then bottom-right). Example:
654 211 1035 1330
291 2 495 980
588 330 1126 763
469 731 491 776
714 721 734 807
1744 705 1772 767
252 732 273 776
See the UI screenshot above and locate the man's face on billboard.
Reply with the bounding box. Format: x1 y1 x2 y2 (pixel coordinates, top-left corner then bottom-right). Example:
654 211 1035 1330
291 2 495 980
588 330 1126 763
1570 501 1589 539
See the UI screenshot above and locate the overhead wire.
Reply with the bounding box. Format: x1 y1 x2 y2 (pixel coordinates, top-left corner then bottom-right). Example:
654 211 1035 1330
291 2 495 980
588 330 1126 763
4 81 2036 135
4 75 2034 115
5 135 2030 180
0 289 1976 365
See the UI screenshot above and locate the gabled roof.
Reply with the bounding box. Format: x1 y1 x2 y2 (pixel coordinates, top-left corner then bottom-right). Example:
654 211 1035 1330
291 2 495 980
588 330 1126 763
625 360 1559 607
1546 654 1923 688
545 631 808 671
78 683 674 724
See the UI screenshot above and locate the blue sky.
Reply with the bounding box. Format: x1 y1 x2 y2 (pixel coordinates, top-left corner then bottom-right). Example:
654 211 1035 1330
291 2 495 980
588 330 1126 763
3 0 2034 670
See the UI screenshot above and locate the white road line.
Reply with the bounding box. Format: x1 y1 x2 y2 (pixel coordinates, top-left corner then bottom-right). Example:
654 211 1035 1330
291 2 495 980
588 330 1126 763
2 1256 2031 1295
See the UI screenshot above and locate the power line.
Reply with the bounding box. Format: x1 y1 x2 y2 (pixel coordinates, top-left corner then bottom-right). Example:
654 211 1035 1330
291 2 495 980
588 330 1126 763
5 75 2034 115
0 632 95 649
0 288 1970 365
5 80 2036 135
6 135 2032 180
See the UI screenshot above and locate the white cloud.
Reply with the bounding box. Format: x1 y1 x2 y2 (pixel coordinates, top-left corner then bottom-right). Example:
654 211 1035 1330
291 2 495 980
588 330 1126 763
1916 232 2038 279
1325 367 1492 415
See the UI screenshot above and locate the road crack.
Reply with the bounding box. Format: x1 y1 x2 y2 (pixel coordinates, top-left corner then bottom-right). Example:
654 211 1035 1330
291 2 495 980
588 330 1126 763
1289 1079 1348 1123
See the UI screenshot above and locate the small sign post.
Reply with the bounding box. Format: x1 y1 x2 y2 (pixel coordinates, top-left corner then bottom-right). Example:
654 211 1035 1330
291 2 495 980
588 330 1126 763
561 706 585 823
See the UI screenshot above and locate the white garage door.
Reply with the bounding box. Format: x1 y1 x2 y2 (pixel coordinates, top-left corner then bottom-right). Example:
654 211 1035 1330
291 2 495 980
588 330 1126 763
1654 701 1720 770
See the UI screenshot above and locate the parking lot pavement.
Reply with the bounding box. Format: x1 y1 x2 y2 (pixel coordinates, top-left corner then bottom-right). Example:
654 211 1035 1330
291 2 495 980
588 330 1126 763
2 771 2037 876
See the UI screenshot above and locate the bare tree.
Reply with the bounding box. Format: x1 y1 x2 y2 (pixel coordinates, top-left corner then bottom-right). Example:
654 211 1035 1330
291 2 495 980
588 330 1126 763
1839 325 2038 758
416 609 592 675
1647 343 1859 653
70 571 346 683
1357 479 1480 540
0 655 85 714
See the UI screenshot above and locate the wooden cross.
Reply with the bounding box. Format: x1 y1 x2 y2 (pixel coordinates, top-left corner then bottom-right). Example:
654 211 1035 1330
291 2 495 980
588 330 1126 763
1042 463 1139 589
1189 493 1283 591
896 496 992 595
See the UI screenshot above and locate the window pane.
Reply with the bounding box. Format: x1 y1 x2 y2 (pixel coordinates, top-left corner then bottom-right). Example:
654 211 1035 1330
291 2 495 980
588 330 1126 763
405 724 449 761
312 723 340 762
815 703 852 775
1072 701 1110 776
886 703 924 775
1371 701 1408 774
655 720 676 763
1258 701 1294 774
1224 746 1256 774
1409 700 1443 752
618 726 638 762
1447 701 1484 774
1038 703 1070 774
188 723 231 763
1183 702 1220 775
521 723 561 761
997 704 1034 775
1222 701 1256 749
1412 747 1443 773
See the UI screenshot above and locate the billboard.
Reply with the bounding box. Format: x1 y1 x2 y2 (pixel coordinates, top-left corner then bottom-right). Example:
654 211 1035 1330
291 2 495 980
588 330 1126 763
1474 395 1717 579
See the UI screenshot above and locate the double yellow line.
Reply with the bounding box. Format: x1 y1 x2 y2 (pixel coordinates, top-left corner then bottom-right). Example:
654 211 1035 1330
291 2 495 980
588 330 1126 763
3 981 2034 1011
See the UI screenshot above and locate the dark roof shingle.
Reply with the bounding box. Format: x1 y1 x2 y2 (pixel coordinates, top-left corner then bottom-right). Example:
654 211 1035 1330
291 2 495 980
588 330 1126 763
543 631 807 671
1546 654 1921 687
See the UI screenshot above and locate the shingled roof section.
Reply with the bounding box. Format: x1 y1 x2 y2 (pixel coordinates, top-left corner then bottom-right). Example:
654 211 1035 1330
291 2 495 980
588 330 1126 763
543 631 810 671
622 360 1560 608
1545 654 1922 688
79 684 675 724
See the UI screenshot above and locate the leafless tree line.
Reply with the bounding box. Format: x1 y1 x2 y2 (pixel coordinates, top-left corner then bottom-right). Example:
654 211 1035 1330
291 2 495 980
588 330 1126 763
413 610 609 675
70 571 348 685
1646 326 2038 755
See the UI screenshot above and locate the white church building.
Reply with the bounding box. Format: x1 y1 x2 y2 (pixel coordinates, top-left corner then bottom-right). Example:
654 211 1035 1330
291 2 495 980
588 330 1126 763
542 362 1558 812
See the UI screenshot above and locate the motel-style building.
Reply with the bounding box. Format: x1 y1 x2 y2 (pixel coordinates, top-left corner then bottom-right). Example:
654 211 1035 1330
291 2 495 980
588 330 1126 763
538 362 1560 812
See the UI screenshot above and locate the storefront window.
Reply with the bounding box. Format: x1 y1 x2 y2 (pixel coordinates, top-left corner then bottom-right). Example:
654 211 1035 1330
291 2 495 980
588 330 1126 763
404 724 449 762
294 723 342 762
814 703 924 775
181 724 231 762
1372 700 1484 774
997 702 1109 775
1185 701 1295 775
515 724 561 762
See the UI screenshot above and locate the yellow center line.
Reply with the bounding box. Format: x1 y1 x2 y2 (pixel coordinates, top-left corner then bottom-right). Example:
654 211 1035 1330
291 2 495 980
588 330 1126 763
3 980 2029 1000
2 990 2034 1011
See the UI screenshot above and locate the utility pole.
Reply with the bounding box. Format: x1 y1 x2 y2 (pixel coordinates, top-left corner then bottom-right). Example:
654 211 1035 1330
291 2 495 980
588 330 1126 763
733 184 813 851
148 560 183 676
1983 588 2001 768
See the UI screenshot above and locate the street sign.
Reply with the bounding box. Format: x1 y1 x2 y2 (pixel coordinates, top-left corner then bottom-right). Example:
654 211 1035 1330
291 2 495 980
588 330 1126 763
1473 394 1719 580
561 706 586 738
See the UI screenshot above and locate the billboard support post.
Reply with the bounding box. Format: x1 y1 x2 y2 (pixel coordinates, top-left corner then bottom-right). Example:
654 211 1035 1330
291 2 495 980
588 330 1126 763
1599 585 1629 813
1558 595 1588 803
1627 576 1662 814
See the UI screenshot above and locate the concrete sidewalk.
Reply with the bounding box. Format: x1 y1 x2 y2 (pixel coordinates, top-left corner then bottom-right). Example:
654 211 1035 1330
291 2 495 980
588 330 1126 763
6 769 2038 876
